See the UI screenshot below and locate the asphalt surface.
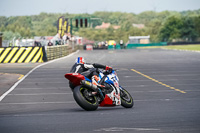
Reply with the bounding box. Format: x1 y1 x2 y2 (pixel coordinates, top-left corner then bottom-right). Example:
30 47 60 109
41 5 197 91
0 63 41 96
0 49 200 133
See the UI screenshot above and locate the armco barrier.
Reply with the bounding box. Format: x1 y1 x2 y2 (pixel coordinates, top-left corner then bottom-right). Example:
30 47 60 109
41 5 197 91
0 46 46 63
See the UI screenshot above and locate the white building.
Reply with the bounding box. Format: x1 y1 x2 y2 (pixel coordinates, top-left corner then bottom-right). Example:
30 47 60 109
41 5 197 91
129 35 150 44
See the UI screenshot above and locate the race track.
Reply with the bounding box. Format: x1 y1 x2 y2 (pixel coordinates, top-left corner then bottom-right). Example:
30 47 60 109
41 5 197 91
0 49 200 133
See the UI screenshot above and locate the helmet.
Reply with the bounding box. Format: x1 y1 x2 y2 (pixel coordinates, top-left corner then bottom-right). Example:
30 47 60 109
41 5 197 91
76 57 85 64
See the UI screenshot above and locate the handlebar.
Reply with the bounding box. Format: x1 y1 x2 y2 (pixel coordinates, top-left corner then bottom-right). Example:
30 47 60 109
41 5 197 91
102 69 117 75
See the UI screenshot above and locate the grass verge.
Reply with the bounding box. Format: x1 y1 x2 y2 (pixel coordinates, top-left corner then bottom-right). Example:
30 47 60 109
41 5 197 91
138 44 200 51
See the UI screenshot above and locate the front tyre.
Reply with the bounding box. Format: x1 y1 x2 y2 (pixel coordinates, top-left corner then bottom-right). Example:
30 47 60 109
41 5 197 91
120 88 134 108
73 86 98 111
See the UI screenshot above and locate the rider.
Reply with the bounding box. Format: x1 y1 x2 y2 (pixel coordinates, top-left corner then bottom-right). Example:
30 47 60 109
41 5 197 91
70 57 113 89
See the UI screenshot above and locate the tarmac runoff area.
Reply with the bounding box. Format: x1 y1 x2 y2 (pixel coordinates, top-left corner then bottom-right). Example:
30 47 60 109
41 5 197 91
0 73 23 96
0 63 41 97
0 51 78 101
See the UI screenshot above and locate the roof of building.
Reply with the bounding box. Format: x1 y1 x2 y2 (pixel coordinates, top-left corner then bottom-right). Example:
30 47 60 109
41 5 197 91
95 22 110 29
132 23 145 29
95 22 120 29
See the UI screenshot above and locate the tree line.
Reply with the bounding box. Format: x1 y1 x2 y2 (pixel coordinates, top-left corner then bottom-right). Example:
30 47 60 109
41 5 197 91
0 9 200 43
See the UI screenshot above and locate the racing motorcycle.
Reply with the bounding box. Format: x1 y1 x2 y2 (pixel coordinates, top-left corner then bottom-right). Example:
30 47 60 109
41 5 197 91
64 69 134 111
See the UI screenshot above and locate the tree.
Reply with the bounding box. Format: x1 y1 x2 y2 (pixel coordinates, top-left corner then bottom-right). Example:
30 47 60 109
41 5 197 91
137 11 157 25
181 16 198 41
194 15 200 39
120 21 132 31
3 31 21 40
159 16 183 42
0 16 7 27
146 19 162 42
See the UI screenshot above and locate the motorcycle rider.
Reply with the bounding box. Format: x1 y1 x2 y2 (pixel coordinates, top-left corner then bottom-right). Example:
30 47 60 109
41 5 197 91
70 57 113 89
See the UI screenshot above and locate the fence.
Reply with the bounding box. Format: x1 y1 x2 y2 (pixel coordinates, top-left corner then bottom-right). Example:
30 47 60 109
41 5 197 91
126 42 167 49
46 45 82 61
108 42 167 50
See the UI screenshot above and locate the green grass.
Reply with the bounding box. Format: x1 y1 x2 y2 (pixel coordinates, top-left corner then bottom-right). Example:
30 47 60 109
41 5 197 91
138 44 200 51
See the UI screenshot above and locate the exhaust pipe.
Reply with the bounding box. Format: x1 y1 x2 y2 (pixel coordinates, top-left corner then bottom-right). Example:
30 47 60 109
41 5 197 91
80 80 98 91
81 80 105 100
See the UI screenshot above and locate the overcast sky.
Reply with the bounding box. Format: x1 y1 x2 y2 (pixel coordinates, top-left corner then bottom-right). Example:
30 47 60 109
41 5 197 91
0 0 200 17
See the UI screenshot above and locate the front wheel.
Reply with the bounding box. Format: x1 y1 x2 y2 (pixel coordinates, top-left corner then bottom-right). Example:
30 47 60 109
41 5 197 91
73 86 98 111
120 88 134 108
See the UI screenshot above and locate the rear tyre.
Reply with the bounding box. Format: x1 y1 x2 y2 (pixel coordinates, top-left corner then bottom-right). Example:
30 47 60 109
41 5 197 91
73 86 98 111
69 81 75 90
120 88 134 108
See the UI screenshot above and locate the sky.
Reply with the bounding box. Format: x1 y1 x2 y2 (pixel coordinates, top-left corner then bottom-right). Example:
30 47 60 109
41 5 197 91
0 0 200 17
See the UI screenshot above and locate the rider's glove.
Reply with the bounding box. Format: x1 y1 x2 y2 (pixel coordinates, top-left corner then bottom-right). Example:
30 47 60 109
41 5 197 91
106 66 113 73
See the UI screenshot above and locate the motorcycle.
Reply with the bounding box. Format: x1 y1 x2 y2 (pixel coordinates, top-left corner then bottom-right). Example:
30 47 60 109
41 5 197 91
64 69 134 111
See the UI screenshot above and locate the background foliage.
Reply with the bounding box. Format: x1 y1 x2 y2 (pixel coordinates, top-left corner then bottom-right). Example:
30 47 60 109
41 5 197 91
0 9 200 43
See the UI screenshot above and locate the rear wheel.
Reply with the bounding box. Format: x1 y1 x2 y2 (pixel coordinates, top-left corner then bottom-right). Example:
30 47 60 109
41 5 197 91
69 81 75 90
120 88 134 108
73 86 98 111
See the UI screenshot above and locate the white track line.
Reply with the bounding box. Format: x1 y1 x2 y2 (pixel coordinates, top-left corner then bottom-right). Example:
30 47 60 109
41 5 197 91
0 50 79 102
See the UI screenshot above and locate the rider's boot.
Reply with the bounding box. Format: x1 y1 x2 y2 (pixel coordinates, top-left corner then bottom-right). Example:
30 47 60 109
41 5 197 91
92 75 105 88
91 75 105 100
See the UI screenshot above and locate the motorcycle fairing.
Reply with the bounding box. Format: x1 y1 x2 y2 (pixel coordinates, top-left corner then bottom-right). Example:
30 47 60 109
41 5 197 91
65 73 86 86
85 77 92 82
99 94 114 106
99 71 121 106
